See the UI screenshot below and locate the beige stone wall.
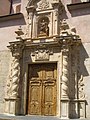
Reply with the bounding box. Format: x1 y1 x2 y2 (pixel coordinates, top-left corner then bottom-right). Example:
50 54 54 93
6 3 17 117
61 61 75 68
0 17 26 114
0 50 10 113
0 18 26 50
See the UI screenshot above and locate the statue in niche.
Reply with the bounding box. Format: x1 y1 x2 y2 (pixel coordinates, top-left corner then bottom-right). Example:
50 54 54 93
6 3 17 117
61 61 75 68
38 18 49 37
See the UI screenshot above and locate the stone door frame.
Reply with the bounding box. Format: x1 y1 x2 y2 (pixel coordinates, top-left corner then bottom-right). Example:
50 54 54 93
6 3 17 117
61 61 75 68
23 60 61 117
26 63 57 115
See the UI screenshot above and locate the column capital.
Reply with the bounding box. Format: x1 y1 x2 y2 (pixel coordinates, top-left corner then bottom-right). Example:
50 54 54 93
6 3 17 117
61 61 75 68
8 41 24 58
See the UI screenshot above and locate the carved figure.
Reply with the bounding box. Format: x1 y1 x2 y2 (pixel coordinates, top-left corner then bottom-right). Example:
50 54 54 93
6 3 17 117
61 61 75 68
39 19 49 36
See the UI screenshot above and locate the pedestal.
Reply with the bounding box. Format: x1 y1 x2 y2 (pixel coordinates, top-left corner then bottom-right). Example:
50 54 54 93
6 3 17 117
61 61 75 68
61 99 69 119
5 97 20 115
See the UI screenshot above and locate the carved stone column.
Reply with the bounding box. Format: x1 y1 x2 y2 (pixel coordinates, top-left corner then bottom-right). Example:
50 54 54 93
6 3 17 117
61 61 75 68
11 56 20 98
61 49 69 99
5 42 24 115
61 48 69 118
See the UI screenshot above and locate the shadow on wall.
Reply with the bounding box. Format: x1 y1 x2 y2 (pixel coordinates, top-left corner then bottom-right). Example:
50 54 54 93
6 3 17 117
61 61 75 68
67 2 90 17
79 45 89 119
69 44 89 119
80 44 89 77
19 49 33 115
59 3 68 20
0 14 26 28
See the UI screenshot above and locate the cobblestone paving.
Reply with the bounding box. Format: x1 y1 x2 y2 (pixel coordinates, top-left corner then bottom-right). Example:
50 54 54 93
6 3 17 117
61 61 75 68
0 114 89 120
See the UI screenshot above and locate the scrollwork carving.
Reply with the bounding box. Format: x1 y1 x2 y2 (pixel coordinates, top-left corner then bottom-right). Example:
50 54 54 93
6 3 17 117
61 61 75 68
31 48 53 61
35 49 49 61
78 75 85 99
38 0 49 10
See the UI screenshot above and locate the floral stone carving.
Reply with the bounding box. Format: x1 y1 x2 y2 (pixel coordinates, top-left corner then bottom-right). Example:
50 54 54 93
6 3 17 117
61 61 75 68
38 0 49 10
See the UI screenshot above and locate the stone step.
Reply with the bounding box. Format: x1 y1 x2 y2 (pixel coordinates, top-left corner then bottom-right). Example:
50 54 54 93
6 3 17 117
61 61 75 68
0 115 88 120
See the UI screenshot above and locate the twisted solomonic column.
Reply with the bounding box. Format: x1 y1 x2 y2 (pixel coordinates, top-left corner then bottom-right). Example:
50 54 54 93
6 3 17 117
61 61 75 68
61 49 69 99
8 42 24 99
11 56 20 98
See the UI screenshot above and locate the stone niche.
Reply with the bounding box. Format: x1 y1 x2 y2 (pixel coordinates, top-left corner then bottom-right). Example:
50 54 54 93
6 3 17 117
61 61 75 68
4 0 86 119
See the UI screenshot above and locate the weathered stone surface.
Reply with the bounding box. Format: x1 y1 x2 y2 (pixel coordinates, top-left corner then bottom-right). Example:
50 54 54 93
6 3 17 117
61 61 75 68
0 0 90 119
0 50 10 113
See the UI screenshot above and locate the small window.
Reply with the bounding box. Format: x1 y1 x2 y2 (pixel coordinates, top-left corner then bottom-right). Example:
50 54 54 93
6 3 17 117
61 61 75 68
16 4 21 13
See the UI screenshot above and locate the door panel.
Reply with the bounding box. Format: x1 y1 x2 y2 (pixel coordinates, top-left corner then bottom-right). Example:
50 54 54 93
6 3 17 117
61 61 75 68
28 80 42 115
27 63 57 116
43 81 56 115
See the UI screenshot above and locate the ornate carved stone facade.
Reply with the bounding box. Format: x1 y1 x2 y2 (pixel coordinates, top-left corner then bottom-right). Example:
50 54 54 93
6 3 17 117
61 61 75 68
4 0 86 119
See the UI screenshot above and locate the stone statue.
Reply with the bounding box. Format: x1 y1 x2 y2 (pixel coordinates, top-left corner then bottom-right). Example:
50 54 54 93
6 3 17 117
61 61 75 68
39 19 49 36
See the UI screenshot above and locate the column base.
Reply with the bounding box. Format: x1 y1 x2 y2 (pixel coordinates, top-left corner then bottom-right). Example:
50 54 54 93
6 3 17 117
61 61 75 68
69 99 86 119
4 97 20 115
61 99 70 119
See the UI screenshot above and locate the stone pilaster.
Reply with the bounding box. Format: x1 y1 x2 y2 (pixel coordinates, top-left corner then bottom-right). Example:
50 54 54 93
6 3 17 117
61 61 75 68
26 6 36 38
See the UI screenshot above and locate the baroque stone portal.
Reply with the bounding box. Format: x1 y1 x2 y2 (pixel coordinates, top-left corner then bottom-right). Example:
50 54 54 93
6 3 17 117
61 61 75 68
5 0 86 119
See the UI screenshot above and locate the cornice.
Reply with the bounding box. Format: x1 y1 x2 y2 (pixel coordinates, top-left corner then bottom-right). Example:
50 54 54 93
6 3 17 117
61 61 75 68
67 1 90 10
0 13 23 22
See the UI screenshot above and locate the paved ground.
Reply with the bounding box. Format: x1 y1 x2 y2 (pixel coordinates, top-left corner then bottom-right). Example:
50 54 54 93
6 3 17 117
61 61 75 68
0 114 89 120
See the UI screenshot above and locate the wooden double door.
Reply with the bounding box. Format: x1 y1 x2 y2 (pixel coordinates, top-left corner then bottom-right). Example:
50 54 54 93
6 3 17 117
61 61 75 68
27 63 57 116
